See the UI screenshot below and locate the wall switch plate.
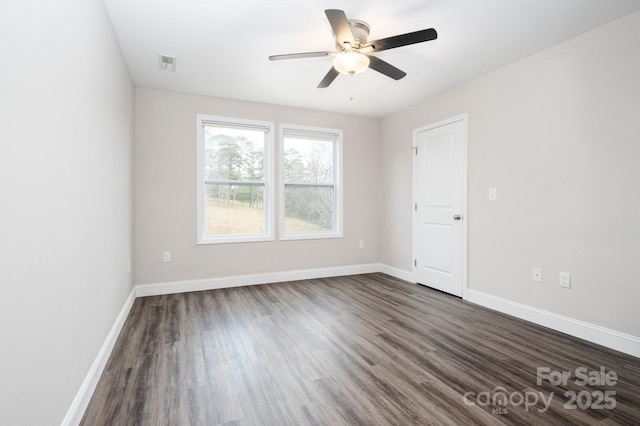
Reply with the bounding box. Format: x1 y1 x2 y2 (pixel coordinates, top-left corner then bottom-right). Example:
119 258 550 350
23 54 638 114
560 272 571 288
532 267 542 282
163 251 171 262
489 188 497 201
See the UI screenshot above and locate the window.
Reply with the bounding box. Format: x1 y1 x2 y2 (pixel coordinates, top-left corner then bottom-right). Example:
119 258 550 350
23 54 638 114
197 115 274 244
280 125 342 239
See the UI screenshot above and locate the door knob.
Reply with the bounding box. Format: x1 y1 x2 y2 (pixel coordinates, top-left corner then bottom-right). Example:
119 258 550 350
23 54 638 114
453 214 462 220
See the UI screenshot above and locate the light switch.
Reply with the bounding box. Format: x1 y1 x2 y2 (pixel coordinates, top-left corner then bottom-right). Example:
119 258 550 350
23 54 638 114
489 188 497 201
560 272 571 288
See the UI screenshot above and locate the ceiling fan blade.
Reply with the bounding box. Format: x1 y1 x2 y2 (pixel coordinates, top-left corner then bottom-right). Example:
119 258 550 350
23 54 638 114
269 51 331 61
325 9 355 46
367 56 407 80
368 28 437 52
317 66 340 88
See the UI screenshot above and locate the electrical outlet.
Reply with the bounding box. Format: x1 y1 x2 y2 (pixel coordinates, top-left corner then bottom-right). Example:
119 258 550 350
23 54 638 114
359 240 365 249
532 267 542 283
163 251 171 263
560 272 571 288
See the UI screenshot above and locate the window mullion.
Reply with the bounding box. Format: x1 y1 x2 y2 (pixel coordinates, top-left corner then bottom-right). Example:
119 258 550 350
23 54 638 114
283 182 334 188
205 180 265 186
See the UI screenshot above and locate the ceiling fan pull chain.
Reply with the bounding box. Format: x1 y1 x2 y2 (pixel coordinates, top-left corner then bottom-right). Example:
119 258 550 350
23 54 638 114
350 77 354 101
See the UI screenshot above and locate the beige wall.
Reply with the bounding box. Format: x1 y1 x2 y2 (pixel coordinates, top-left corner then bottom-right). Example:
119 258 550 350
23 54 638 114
381 11 640 336
0 0 134 424
134 88 380 285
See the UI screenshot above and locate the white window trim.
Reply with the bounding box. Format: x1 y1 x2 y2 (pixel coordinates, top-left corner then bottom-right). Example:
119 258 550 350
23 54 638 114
279 123 343 241
196 114 275 245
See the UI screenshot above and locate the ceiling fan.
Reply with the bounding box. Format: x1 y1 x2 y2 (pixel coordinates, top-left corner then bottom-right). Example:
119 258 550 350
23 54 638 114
269 9 437 88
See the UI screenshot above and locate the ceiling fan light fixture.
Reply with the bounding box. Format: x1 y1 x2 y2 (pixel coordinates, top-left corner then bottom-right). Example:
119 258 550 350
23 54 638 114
269 9 437 88
333 51 369 75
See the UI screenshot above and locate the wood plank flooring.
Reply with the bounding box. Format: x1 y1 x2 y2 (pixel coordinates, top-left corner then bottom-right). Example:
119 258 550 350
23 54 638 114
81 273 640 425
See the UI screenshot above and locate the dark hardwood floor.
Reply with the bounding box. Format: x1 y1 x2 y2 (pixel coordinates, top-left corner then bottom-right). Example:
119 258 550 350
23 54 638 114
81 273 640 425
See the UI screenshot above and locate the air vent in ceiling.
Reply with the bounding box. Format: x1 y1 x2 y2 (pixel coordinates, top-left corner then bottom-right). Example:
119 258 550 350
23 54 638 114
158 54 176 72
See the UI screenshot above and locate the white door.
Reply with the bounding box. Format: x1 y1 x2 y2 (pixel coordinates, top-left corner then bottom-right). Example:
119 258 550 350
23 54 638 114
414 117 466 297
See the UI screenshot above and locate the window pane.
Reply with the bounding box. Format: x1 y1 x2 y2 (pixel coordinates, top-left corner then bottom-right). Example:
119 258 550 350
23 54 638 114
283 138 333 184
204 125 265 181
205 183 265 236
284 185 334 233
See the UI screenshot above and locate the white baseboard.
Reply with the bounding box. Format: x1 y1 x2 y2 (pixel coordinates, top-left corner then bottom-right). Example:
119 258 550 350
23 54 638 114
61 289 136 426
135 263 381 297
378 264 414 283
465 288 640 359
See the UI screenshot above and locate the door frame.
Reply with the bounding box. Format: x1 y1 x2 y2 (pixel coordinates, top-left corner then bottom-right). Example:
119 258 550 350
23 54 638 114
412 114 469 299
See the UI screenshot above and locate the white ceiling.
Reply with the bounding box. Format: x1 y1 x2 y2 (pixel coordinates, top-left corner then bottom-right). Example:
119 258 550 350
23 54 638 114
104 0 640 118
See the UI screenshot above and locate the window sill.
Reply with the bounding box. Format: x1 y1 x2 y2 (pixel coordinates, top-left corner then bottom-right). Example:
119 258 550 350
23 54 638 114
197 235 275 245
279 232 343 242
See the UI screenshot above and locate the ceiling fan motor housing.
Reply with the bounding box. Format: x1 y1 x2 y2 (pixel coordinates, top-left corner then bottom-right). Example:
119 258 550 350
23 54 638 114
343 20 370 49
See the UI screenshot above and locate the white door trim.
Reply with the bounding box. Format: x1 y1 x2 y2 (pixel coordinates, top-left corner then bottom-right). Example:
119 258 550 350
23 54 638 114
412 114 468 299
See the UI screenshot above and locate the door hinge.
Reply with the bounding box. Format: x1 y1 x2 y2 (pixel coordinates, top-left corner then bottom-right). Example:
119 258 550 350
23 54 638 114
414 259 417 267
414 203 417 211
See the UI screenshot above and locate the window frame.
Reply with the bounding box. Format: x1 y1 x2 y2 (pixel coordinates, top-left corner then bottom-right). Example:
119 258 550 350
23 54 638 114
196 114 275 245
279 123 343 241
